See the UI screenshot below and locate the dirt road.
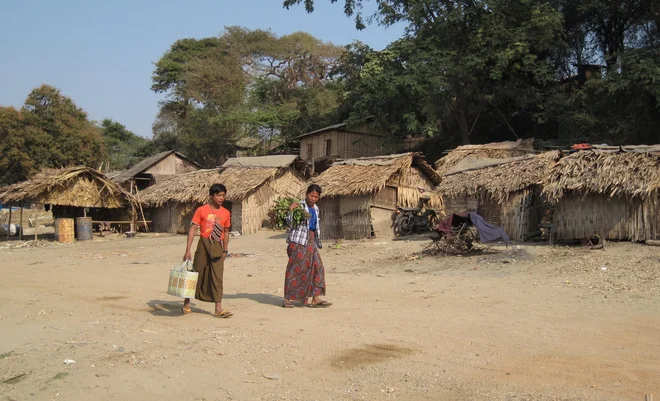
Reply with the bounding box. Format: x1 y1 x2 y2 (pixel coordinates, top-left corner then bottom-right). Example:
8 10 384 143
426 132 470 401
1 232 659 401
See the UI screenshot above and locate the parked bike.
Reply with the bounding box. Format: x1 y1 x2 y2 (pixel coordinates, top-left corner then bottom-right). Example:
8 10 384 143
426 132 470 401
392 196 440 236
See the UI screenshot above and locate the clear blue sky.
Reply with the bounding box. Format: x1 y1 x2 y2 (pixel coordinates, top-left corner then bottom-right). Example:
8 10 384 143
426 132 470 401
0 0 404 138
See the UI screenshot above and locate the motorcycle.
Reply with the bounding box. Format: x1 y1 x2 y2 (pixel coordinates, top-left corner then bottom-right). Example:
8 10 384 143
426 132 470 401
392 196 440 236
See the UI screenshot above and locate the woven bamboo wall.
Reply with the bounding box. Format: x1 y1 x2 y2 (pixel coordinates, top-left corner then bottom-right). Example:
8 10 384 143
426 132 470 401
501 191 529 241
554 193 660 241
318 197 342 239
443 196 478 216
299 127 393 162
477 190 502 226
231 202 242 233
341 209 372 239
240 168 306 235
152 202 198 234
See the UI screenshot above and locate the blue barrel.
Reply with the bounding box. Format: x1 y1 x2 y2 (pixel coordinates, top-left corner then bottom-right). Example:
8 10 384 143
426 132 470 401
76 217 93 241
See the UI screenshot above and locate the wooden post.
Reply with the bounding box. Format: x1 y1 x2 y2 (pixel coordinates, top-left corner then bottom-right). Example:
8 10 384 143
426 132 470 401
7 202 12 241
130 182 136 234
19 201 23 241
34 204 38 241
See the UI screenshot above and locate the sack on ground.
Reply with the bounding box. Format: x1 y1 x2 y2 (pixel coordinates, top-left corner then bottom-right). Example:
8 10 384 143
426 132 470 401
167 260 198 298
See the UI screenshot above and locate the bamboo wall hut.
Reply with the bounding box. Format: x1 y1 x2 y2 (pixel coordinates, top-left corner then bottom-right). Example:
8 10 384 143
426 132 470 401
310 153 442 240
0 166 137 235
139 155 311 235
435 151 561 241
110 150 201 192
435 138 536 174
542 150 660 242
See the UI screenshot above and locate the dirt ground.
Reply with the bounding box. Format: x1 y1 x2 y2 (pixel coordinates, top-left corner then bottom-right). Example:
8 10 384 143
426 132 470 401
1 231 659 401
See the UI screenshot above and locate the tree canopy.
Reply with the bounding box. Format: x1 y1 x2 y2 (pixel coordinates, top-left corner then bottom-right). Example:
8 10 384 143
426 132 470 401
0 85 107 185
150 27 344 166
284 0 660 156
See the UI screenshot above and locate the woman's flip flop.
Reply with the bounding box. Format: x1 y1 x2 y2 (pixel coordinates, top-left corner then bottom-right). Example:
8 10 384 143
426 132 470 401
308 301 332 308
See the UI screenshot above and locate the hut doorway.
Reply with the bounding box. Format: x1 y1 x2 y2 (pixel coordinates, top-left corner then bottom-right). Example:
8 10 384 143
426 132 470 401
371 185 398 239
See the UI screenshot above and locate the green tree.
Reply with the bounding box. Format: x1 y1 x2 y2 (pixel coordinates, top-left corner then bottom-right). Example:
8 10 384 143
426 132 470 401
99 119 149 171
329 1 565 144
287 0 659 148
0 107 33 185
21 85 106 170
0 85 107 185
151 27 344 164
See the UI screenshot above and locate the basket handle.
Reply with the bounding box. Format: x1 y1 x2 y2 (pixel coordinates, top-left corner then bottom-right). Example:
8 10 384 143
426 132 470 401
173 260 193 272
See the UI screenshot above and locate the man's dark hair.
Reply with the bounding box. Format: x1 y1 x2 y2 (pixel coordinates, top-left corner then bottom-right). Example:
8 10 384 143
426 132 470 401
210 183 227 196
306 184 322 195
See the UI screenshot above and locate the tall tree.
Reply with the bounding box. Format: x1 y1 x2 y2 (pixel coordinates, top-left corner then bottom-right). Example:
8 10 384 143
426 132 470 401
328 1 565 144
151 27 344 165
0 107 33 185
99 119 149 171
287 0 659 148
0 85 106 184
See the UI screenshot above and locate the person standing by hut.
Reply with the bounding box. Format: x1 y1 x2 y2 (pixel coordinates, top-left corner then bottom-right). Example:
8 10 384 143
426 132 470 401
182 184 233 318
283 184 332 308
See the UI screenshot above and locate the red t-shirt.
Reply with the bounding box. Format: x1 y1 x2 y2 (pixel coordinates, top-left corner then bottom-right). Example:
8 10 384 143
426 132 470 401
191 204 231 239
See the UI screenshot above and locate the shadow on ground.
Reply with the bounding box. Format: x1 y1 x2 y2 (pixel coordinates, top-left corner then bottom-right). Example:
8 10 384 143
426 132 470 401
146 299 213 317
223 292 284 307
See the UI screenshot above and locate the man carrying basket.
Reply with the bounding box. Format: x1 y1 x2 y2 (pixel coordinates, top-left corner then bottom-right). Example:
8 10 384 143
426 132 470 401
182 183 233 318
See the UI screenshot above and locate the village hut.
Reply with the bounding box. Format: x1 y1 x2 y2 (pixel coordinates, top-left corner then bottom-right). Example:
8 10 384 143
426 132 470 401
0 166 135 210
542 149 660 242
434 138 536 174
0 167 137 236
435 151 561 241
139 155 311 235
310 153 441 240
110 150 201 192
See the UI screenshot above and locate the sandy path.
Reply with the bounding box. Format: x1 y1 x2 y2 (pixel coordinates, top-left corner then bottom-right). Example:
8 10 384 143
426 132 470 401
1 231 659 401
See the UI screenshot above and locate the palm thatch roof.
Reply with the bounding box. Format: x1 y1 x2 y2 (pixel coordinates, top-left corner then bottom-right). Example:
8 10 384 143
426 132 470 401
0 166 136 208
111 150 201 184
435 138 536 174
435 151 561 202
139 155 310 206
311 153 440 197
542 150 660 203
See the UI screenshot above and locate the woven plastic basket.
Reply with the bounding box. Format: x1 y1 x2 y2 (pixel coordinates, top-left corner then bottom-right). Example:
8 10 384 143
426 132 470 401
167 260 198 298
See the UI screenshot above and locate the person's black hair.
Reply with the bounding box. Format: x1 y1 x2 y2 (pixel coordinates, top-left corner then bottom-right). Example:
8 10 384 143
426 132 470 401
306 184 322 195
209 183 227 196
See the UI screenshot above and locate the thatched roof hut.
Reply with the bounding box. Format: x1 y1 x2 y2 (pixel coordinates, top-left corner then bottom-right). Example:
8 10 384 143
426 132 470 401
313 153 440 201
139 155 311 235
0 166 135 209
434 151 561 241
435 138 535 174
541 150 660 242
435 148 660 242
542 151 660 202
310 153 441 239
438 151 561 203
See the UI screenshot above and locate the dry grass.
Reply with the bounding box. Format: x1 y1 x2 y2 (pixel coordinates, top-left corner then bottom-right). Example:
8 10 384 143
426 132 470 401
139 164 307 206
312 153 440 197
436 151 561 203
0 166 136 208
542 151 660 203
435 139 535 174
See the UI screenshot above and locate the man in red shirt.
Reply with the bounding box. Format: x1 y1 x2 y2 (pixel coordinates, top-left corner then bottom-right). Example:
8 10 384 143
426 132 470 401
182 183 232 318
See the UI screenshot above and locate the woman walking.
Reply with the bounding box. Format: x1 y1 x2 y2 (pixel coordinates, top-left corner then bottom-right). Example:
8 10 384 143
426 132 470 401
182 183 233 318
283 184 332 308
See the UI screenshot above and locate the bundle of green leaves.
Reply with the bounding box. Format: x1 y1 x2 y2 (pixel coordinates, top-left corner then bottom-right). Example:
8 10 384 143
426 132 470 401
269 198 306 230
